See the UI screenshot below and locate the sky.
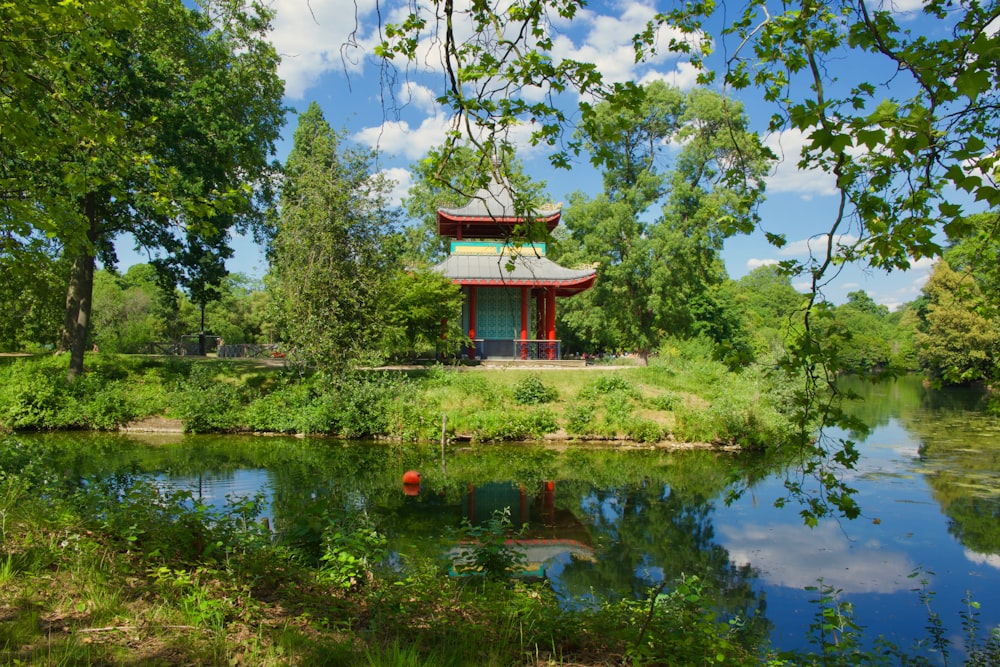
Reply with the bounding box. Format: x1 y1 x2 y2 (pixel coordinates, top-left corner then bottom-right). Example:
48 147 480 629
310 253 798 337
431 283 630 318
118 0 973 310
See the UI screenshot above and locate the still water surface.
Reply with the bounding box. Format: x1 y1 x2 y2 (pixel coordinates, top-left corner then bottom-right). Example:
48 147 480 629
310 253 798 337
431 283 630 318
22 375 1000 656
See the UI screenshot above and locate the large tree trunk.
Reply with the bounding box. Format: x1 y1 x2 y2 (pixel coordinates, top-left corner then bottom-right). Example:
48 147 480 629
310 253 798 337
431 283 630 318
62 194 100 382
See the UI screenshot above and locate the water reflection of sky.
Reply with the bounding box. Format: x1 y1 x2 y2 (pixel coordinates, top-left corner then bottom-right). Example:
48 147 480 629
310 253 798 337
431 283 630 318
719 520 915 593
715 415 1000 656
153 469 275 518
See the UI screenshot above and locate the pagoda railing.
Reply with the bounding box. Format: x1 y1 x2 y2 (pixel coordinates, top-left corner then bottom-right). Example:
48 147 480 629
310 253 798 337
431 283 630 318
466 339 561 360
514 339 560 361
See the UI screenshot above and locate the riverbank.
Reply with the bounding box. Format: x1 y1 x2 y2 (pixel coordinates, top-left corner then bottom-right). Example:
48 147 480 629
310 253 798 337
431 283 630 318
0 345 799 451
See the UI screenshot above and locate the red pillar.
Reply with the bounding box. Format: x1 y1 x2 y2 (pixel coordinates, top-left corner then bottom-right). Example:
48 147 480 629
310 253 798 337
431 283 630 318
545 288 556 359
535 288 545 340
468 286 477 359
520 287 529 359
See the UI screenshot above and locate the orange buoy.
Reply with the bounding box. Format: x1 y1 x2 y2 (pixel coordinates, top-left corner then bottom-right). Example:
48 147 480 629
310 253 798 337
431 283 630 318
402 470 421 485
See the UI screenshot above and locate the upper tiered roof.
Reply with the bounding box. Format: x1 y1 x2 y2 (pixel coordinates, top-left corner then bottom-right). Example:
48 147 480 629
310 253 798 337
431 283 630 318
437 171 562 239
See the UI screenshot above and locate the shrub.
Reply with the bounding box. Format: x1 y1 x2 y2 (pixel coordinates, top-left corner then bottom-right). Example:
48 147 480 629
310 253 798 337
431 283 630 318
598 575 756 665
578 374 638 401
325 372 406 438
626 418 664 443
319 509 388 589
0 361 70 430
565 403 596 436
468 408 557 442
673 371 796 449
450 508 527 580
512 375 558 405
648 392 681 411
172 363 243 433
242 382 316 433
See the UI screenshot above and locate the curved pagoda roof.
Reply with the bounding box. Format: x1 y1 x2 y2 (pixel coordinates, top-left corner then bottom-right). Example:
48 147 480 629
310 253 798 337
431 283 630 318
434 251 597 297
437 172 562 238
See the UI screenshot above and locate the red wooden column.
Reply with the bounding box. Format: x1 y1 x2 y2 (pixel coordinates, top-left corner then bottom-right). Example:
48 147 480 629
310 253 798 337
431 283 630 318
545 287 557 359
520 286 529 359
534 288 545 341
468 286 477 359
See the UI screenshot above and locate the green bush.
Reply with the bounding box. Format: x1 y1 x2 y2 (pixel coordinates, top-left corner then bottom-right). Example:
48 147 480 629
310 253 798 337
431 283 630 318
597 391 635 437
512 375 558 405
565 402 596 436
673 371 796 450
68 372 145 430
172 362 243 433
626 418 664 443
319 509 389 589
468 408 557 442
325 372 406 438
0 361 71 430
450 508 527 579
578 374 638 401
597 575 757 665
243 381 316 433
647 392 681 411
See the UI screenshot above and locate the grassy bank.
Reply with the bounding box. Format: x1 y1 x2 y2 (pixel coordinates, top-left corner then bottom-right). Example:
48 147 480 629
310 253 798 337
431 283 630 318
0 340 798 450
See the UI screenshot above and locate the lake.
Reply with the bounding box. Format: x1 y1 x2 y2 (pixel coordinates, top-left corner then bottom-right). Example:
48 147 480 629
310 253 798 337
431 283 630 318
12 374 1000 659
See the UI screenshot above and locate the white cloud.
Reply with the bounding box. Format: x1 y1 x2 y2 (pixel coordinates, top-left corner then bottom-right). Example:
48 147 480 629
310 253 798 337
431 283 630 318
746 258 778 270
353 114 455 160
270 0 382 99
270 0 700 103
392 82 441 116
549 2 697 91
763 129 839 198
965 549 1000 570
779 234 860 258
378 167 413 207
637 62 701 91
890 0 928 13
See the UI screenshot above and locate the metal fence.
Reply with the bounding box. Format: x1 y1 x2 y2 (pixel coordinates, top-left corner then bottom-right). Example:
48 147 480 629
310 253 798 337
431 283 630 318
217 344 282 359
465 339 561 360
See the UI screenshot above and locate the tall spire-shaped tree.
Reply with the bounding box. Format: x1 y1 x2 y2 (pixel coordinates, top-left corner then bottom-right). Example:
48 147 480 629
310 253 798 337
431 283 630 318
269 103 400 370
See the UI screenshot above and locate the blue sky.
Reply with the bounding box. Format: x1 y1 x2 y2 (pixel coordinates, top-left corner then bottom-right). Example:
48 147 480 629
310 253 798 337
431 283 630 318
119 0 987 310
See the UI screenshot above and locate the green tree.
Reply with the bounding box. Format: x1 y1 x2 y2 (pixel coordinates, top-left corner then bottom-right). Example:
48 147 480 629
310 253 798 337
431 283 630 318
825 291 895 374
0 241 66 352
733 265 805 358
91 269 161 354
380 271 466 361
553 83 769 362
916 261 998 385
6 0 284 380
203 275 270 345
1 1 131 353
943 212 1000 311
268 103 401 370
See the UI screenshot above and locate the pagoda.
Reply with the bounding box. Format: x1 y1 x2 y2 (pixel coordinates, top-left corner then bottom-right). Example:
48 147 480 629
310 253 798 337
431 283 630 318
433 171 596 360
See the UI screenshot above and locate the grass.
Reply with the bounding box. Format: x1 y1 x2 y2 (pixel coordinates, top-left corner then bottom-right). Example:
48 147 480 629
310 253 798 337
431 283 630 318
0 345 802 450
